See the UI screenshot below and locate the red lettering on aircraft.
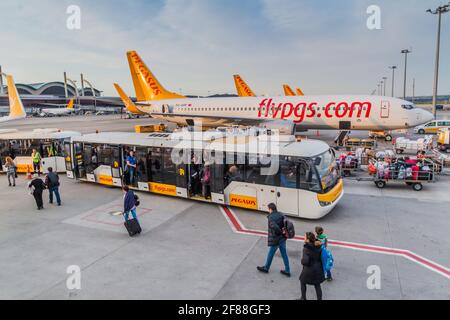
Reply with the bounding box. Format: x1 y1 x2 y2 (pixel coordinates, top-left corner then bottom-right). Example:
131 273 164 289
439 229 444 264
130 52 162 96
257 99 372 123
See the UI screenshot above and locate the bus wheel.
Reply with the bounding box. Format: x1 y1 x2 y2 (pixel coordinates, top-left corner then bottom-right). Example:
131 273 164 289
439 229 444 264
385 135 393 142
412 183 423 191
375 181 386 189
418 129 425 135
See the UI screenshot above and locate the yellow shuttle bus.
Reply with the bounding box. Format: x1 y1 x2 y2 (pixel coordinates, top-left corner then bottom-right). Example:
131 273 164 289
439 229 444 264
65 130 343 219
0 129 81 174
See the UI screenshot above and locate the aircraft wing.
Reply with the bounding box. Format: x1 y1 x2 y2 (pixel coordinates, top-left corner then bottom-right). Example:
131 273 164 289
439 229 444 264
150 112 295 134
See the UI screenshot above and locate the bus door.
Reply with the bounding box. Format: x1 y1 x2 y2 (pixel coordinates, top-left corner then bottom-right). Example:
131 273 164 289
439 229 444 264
83 144 96 182
110 145 123 187
63 141 75 179
175 149 189 198
40 140 57 174
276 158 300 216
210 162 225 205
135 147 151 192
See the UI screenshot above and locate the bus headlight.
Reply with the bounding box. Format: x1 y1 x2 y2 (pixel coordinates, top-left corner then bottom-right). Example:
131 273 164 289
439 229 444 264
319 201 333 207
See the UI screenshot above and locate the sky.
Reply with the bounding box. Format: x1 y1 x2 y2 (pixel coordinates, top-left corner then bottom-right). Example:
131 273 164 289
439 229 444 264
0 0 449 97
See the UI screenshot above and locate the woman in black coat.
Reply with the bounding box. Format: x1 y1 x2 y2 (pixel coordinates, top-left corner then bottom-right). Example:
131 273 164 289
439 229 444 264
299 232 325 300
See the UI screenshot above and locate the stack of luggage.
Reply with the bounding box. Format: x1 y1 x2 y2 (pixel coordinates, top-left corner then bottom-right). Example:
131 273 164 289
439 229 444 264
368 156 432 181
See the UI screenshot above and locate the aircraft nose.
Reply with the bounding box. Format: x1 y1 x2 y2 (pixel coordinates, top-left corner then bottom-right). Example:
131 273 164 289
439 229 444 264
415 108 434 125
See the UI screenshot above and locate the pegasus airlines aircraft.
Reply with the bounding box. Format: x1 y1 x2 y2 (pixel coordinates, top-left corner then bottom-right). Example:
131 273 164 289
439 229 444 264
0 74 27 123
40 99 76 117
124 51 434 133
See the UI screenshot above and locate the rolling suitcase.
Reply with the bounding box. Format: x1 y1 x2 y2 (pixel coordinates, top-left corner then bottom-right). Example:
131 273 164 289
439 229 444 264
124 218 142 237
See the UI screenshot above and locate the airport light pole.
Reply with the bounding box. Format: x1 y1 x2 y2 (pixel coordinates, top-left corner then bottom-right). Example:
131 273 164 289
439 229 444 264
83 78 97 110
382 77 387 96
401 49 412 100
427 4 450 118
389 66 397 97
0 66 4 95
66 78 78 105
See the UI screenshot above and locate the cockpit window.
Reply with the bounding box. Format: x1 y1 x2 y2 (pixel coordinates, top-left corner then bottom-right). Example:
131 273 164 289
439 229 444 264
402 104 415 110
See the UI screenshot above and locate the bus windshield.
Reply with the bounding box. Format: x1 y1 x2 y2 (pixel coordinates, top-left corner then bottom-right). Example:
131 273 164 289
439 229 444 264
314 149 339 192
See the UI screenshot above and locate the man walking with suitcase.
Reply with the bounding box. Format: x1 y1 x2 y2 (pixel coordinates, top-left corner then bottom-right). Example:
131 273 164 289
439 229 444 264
123 186 141 236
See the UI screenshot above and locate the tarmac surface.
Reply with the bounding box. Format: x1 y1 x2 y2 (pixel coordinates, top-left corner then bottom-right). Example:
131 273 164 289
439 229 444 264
0 114 449 300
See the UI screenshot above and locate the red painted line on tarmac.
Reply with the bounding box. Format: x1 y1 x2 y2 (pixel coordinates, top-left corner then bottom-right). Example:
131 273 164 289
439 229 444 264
220 206 450 279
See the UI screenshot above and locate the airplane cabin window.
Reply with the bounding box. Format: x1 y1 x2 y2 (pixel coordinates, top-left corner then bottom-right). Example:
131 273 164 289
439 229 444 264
402 104 415 110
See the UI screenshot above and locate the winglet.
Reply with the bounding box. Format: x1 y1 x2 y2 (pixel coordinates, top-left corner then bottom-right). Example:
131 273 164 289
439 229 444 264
283 84 296 96
296 88 305 96
126 51 185 101
6 75 26 119
233 74 256 97
114 83 145 115
67 99 75 109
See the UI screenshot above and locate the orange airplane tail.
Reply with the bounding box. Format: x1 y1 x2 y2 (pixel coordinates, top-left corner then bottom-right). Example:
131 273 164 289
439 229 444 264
114 83 145 115
283 84 296 96
296 88 305 96
6 75 26 119
127 51 185 101
233 74 256 97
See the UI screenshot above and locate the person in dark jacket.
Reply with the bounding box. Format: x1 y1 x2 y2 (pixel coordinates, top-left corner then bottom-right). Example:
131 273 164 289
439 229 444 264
28 174 46 210
299 232 325 300
45 167 61 206
123 186 138 222
257 203 291 277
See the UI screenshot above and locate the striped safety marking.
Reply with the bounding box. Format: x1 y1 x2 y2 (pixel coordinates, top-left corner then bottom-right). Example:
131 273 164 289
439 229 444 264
219 206 450 280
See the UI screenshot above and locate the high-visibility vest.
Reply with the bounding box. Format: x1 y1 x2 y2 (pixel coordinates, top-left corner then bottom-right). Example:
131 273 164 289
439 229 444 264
32 152 41 163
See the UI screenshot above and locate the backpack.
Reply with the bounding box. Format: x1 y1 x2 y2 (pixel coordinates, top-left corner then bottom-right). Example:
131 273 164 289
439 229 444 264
321 245 334 273
282 217 295 239
134 194 140 207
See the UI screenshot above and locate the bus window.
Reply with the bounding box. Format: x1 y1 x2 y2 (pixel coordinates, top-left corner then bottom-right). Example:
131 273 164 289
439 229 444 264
280 159 298 189
225 164 245 187
299 160 321 192
135 147 150 183
163 148 177 185
313 149 339 192
150 148 163 183
244 155 279 187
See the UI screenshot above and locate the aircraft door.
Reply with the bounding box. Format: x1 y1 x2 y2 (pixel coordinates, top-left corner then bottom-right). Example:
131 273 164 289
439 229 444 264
381 101 390 118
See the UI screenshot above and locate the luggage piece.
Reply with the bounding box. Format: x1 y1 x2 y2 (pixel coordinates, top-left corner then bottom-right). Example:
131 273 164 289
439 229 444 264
124 218 142 237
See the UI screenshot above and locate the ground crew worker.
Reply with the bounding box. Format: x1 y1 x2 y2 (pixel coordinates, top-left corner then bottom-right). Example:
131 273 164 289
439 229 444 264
31 149 42 176
28 174 46 210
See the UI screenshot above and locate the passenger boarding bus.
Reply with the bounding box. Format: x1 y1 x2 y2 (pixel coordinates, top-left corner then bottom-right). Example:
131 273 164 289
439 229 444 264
0 129 81 174
65 130 343 219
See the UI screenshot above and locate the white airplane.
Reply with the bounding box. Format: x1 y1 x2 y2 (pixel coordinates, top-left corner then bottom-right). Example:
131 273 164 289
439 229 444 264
0 74 27 123
40 99 76 117
122 51 434 134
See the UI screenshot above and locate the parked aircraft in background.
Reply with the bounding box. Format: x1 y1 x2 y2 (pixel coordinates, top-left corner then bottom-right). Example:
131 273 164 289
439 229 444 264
119 51 434 134
0 74 27 123
39 99 76 117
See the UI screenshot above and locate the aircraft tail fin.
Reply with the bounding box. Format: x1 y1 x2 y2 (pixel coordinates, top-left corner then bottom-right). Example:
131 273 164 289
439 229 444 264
296 88 305 96
233 74 256 97
283 84 296 96
126 51 185 101
67 99 75 109
114 83 144 115
6 75 26 119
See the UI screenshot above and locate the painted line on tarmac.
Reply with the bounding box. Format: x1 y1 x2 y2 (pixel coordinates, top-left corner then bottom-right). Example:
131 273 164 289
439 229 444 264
219 206 450 280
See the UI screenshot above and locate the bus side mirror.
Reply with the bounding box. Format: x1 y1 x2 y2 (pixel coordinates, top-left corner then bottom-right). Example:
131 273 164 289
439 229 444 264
314 158 322 166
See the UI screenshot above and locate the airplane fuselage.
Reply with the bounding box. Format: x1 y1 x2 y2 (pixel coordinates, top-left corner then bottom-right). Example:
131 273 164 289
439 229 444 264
135 95 434 131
